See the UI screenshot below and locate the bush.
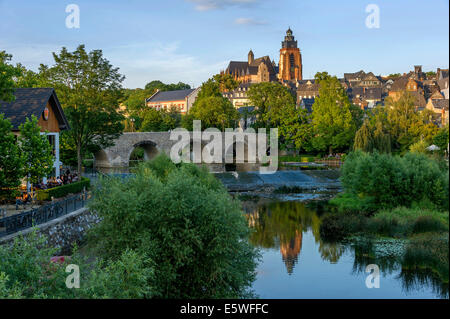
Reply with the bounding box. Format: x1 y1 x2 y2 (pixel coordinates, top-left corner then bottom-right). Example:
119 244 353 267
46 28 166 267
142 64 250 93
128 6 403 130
37 177 90 201
328 192 377 214
81 249 154 299
365 207 448 237
341 151 448 210
0 230 154 299
319 212 366 241
0 229 84 298
88 154 259 298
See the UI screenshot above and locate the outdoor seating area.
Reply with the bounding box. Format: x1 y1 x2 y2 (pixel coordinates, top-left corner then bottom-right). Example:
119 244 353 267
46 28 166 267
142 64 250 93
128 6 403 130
33 171 79 191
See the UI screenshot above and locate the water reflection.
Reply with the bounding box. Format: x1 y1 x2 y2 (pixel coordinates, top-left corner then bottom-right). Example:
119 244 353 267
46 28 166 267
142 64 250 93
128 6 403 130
246 201 321 274
245 200 448 299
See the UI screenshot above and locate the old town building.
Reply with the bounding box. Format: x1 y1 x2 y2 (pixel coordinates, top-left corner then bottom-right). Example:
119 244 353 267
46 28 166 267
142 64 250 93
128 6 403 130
145 88 200 114
222 28 302 85
278 28 303 82
388 75 427 110
223 51 278 84
0 88 70 178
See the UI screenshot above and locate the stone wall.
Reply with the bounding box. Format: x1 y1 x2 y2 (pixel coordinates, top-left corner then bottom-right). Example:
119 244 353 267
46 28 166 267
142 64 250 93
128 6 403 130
0 208 100 255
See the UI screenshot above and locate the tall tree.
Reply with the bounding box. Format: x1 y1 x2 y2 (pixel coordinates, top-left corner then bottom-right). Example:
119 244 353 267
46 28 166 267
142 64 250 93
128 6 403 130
0 115 24 200
18 115 54 196
0 51 20 102
354 119 374 152
433 125 449 156
310 72 358 154
247 81 296 128
13 64 42 88
188 96 239 131
195 74 239 101
39 45 125 173
385 91 438 153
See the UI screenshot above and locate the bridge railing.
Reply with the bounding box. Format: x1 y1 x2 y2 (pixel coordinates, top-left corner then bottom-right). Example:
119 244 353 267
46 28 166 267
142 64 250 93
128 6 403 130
0 191 89 238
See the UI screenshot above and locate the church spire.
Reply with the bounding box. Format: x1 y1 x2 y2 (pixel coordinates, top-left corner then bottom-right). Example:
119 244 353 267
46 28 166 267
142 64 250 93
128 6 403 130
248 49 254 64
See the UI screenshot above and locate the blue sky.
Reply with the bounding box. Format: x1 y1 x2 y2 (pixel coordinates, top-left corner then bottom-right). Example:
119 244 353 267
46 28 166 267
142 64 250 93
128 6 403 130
0 0 448 88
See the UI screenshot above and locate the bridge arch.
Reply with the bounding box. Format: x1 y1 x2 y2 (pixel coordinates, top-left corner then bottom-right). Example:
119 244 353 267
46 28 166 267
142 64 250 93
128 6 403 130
94 149 111 168
128 140 159 165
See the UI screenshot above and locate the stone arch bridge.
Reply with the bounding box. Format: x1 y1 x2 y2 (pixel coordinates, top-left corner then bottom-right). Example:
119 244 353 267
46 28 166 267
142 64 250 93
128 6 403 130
94 132 261 172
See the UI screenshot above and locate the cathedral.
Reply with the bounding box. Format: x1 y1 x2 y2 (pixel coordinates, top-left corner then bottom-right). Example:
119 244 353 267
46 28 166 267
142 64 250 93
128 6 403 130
222 28 303 85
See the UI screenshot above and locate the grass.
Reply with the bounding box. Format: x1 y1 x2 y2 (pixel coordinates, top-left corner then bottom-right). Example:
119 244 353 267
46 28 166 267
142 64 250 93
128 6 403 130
375 207 449 228
320 204 449 240
328 193 377 214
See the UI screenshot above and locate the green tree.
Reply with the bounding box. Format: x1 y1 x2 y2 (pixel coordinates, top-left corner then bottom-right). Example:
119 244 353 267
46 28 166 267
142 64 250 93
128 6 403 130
144 80 191 92
354 119 374 152
0 114 24 199
18 116 54 194
433 125 449 156
196 74 239 101
0 51 20 102
372 120 391 153
385 92 438 153
13 63 42 88
140 107 180 132
409 139 429 154
247 82 296 128
39 45 125 174
310 72 358 153
188 96 239 131
140 108 164 131
88 154 259 298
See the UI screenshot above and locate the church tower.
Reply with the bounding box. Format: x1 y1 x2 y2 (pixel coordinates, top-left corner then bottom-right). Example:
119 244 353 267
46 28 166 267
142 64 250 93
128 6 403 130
248 49 254 64
278 28 303 82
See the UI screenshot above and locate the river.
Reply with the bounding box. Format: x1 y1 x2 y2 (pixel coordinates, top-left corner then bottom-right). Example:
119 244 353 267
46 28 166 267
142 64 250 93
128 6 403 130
242 200 448 299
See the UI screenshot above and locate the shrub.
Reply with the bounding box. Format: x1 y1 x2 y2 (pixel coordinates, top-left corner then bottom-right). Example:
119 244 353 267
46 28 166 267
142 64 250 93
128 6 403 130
328 192 377 214
88 154 259 298
80 249 154 299
0 230 154 299
366 207 448 237
319 212 366 241
37 177 90 201
341 151 448 210
0 230 72 298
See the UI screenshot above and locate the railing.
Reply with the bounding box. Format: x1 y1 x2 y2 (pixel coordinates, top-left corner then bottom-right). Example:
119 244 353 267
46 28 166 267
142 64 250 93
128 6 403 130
0 191 89 238
315 158 343 168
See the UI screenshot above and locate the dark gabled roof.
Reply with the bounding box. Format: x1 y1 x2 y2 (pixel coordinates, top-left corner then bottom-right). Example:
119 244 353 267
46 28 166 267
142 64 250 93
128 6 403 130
237 106 255 114
297 81 319 92
347 87 382 100
438 77 449 91
438 69 449 79
344 70 366 81
225 55 276 77
0 88 69 131
299 98 315 112
390 75 424 91
146 89 196 103
411 91 427 108
431 99 449 110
